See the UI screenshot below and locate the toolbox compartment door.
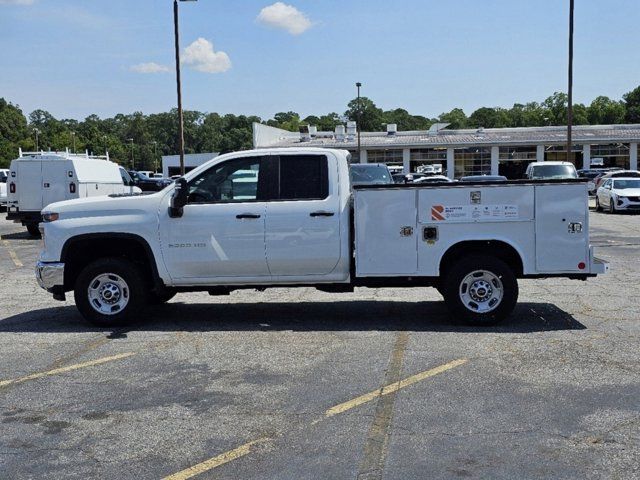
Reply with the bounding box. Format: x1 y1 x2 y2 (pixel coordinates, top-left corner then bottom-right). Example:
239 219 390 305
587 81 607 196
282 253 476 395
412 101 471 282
535 184 589 273
355 189 417 276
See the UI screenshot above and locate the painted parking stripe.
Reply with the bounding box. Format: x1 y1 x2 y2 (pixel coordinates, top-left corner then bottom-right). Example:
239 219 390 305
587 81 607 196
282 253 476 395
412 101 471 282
2 239 23 267
324 358 468 418
0 352 136 388
161 359 467 479
162 438 269 480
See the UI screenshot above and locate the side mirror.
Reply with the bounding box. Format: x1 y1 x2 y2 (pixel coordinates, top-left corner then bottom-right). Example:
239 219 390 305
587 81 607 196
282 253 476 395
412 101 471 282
169 177 188 218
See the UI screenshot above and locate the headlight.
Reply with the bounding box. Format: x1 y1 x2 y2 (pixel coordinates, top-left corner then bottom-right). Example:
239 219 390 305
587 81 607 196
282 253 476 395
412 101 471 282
42 212 59 222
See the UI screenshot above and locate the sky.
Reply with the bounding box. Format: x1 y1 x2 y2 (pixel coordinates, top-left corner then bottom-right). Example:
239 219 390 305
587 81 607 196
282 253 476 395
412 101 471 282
1 0 639 122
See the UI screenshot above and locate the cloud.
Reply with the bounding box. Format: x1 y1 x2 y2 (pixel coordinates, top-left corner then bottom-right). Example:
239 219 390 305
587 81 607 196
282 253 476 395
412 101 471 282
130 62 171 74
257 2 312 35
0 0 35 4
182 38 231 73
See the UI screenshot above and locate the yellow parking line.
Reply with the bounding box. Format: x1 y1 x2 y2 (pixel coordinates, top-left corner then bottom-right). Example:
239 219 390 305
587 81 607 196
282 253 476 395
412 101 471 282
324 358 468 418
0 352 136 388
161 359 467 479
162 438 269 480
2 239 23 267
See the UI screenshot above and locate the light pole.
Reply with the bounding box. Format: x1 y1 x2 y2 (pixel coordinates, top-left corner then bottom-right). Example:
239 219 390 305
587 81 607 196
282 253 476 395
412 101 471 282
567 0 574 163
356 82 362 162
174 0 197 176
128 138 135 170
152 140 158 173
34 128 40 151
71 131 76 154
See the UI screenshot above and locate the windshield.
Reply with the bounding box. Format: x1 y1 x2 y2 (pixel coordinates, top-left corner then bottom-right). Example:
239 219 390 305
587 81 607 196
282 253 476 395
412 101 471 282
531 165 577 179
350 165 392 185
119 168 133 186
613 179 640 189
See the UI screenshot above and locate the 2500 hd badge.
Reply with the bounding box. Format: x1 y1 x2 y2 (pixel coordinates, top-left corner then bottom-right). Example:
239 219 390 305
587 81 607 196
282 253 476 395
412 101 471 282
167 243 207 248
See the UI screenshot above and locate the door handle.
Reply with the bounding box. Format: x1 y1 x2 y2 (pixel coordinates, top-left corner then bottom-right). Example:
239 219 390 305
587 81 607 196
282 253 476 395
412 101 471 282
236 213 261 219
310 211 335 217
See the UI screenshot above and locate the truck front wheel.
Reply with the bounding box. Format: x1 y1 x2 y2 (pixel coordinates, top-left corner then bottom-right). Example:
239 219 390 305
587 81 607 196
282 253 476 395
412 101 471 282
442 255 518 326
26 223 41 237
74 257 148 327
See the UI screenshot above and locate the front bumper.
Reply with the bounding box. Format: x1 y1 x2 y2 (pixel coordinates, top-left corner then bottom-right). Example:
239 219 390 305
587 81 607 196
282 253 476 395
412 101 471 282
36 261 65 291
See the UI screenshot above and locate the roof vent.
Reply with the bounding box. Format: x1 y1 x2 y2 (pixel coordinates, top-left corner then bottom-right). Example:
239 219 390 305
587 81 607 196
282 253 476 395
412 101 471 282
346 121 357 141
309 125 318 137
387 123 397 135
477 127 484 133
335 124 346 141
299 125 311 142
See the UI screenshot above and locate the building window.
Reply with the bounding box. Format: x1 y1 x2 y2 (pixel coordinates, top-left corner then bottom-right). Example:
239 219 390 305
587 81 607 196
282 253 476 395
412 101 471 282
545 144 583 166
498 146 537 179
366 149 403 166
454 148 491 178
410 148 447 174
590 144 630 169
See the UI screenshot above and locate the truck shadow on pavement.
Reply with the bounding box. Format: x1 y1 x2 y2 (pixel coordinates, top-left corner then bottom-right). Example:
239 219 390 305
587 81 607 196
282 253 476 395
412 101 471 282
0 231 38 241
0 301 585 334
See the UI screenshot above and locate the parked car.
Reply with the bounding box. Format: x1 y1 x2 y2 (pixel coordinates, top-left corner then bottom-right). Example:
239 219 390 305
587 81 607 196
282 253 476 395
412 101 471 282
593 170 640 193
0 168 9 210
6 150 140 236
392 173 429 184
595 177 640 213
36 147 607 327
459 175 508 182
525 161 578 180
349 163 393 186
578 168 623 194
412 175 453 184
129 170 173 192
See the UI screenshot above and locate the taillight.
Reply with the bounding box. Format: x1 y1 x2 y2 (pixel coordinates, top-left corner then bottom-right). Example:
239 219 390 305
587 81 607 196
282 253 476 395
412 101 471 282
9 182 15 193
69 182 76 194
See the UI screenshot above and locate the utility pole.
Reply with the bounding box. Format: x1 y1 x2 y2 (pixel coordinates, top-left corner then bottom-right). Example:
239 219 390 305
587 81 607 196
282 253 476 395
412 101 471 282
356 82 362 162
34 128 40 151
71 131 76 154
567 0 575 163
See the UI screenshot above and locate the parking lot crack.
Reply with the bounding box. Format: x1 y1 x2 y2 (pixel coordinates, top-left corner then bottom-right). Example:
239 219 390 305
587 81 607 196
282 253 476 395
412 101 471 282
356 331 409 480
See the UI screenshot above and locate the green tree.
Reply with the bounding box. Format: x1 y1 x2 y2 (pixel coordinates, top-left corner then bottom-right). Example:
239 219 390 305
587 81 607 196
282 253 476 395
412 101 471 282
438 108 468 129
623 86 640 123
382 108 432 131
345 97 384 131
587 96 625 124
468 107 510 128
0 99 29 166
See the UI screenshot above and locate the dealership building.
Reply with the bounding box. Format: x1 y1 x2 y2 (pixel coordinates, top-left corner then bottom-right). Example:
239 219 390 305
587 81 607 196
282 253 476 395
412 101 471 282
253 122 640 179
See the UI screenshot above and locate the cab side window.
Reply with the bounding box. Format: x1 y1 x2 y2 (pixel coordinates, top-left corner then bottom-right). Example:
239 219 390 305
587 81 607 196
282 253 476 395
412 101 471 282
278 155 328 200
188 157 264 203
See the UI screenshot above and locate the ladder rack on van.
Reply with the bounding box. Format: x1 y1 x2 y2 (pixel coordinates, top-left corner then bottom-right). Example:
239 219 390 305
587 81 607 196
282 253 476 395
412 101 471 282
18 148 110 161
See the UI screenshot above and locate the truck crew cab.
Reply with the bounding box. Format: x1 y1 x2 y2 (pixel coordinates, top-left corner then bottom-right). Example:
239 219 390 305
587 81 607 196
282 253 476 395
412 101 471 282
36 148 608 327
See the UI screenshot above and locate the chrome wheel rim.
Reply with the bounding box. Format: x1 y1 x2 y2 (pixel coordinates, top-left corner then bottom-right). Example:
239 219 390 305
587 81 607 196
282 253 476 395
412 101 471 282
87 273 129 315
459 270 503 313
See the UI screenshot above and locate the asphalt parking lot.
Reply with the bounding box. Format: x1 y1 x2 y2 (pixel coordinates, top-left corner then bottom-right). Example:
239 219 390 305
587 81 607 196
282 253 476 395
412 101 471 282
0 207 639 480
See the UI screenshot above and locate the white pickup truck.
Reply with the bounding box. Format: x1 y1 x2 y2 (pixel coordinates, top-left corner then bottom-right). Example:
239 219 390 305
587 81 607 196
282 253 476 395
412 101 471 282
36 147 608 327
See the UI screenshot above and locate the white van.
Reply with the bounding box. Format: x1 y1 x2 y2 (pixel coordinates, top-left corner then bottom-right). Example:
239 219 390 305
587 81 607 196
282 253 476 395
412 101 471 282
525 161 578 180
6 149 140 236
0 168 9 210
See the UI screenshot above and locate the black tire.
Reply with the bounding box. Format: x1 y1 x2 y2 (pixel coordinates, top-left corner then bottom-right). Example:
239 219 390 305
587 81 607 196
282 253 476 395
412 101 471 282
26 223 41 237
74 257 149 327
609 198 616 214
595 196 602 212
148 288 177 305
442 255 518 326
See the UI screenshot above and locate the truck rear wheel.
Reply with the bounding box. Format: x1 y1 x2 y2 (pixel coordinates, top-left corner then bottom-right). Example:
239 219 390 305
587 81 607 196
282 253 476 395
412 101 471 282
74 257 148 327
442 255 518 326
